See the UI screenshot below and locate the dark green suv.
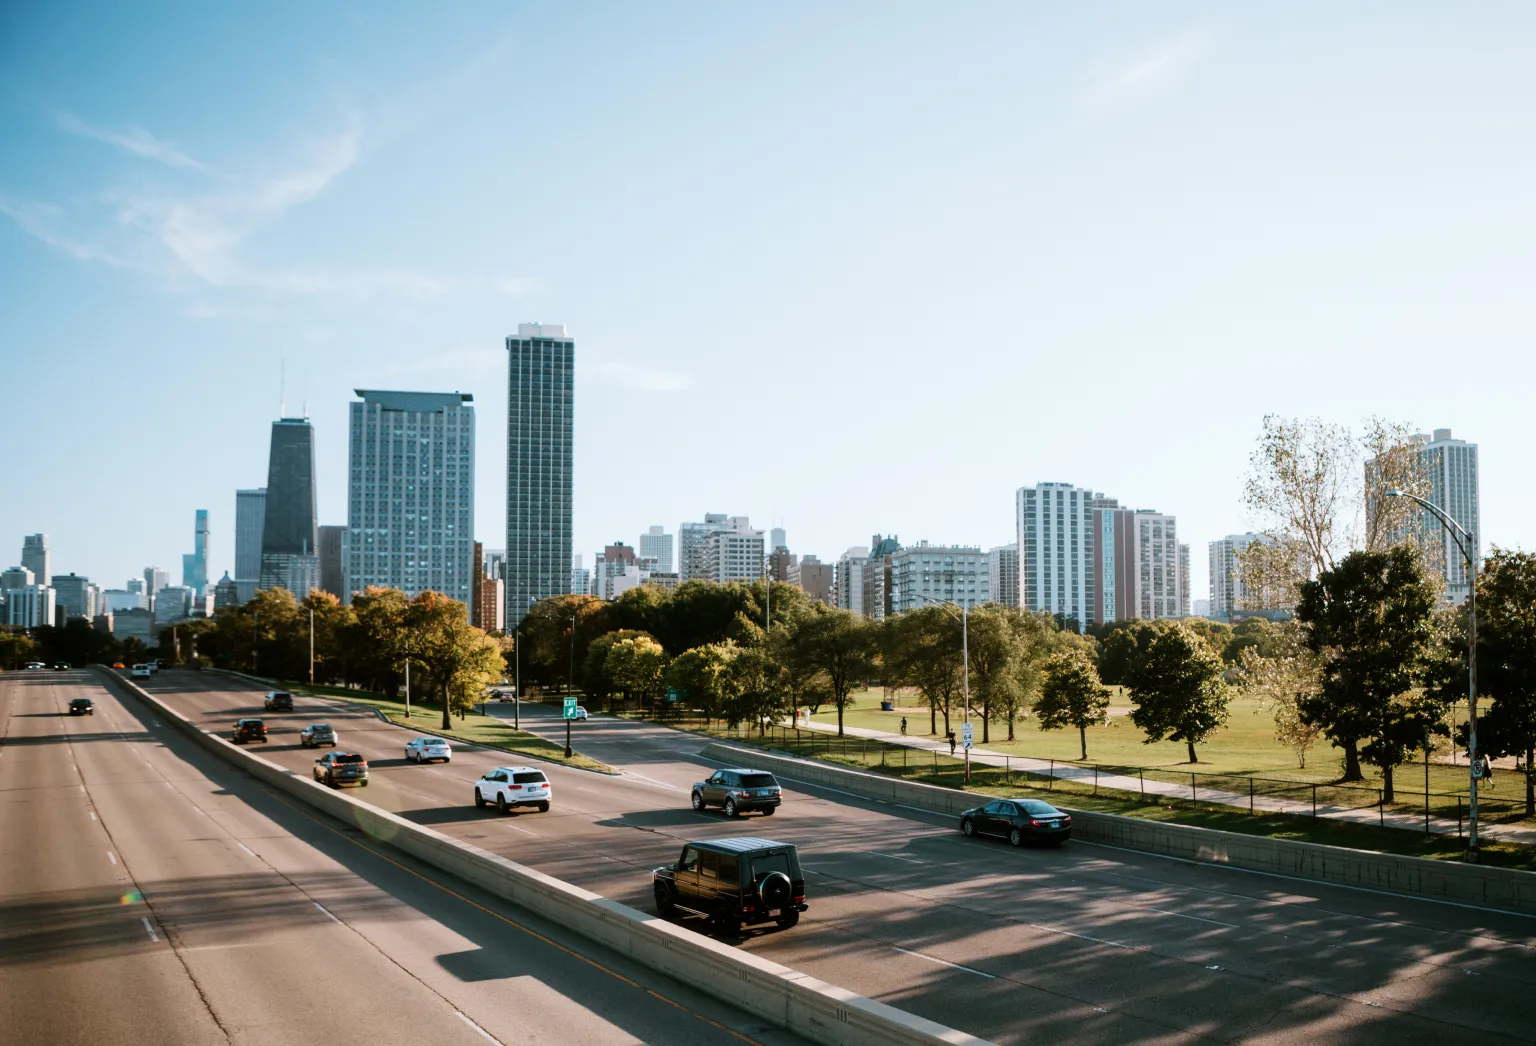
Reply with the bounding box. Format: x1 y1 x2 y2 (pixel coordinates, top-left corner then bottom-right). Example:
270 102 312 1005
653 837 806 937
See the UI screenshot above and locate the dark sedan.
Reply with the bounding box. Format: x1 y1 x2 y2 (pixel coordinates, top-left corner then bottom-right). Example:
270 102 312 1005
68 697 94 715
960 798 1071 847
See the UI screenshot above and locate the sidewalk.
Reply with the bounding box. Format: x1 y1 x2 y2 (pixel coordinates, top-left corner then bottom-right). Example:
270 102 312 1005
789 717 1536 849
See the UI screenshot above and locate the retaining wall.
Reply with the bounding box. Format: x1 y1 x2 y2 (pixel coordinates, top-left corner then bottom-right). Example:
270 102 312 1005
92 668 992 1046
701 742 1536 916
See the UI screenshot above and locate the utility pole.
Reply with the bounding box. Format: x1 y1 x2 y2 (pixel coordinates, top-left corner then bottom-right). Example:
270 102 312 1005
405 658 411 718
252 609 259 675
514 629 521 730
308 608 315 688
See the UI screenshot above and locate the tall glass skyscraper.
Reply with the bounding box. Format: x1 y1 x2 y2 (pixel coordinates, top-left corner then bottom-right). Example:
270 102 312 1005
235 489 266 582
345 390 476 606
505 323 574 628
182 509 210 595
259 417 319 596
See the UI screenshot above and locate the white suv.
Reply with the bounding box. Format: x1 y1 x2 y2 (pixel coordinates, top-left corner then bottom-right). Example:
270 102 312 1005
131 664 152 678
474 766 551 814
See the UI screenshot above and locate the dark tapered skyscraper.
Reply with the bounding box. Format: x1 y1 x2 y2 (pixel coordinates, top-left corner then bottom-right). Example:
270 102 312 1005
259 417 319 596
505 324 573 629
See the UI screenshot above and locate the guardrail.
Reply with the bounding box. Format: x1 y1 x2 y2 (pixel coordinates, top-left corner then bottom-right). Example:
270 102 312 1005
701 741 1536 916
92 667 994 1046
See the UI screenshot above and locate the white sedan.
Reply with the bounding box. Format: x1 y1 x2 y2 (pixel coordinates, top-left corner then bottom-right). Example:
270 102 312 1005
404 736 452 763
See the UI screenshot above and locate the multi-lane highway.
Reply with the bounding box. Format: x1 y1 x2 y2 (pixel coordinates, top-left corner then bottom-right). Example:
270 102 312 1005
0 669 814 1046
133 670 1536 1045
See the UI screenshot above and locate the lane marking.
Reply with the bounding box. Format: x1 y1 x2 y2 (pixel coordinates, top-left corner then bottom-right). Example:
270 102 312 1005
455 1011 502 1044
891 946 995 979
866 850 923 864
142 916 159 942
79 785 86 793
107 850 117 865
504 823 540 837
89 811 97 821
314 902 341 923
237 843 256 857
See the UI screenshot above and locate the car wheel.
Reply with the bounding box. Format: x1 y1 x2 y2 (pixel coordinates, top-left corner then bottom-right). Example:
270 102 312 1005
961 817 976 837
654 883 676 918
360 779 369 787
761 806 776 816
536 802 549 813
1009 827 1023 847
775 910 800 930
474 789 486 809
497 794 508 814
712 903 741 938
691 791 705 812
724 798 739 819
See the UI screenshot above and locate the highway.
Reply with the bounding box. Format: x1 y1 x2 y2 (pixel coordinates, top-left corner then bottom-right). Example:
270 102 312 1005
0 669 814 1046
137 671 1536 1045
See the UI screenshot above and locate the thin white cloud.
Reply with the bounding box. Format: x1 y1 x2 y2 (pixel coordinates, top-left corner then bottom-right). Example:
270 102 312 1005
57 112 207 171
497 276 541 297
0 197 125 266
1084 33 1208 109
586 360 691 393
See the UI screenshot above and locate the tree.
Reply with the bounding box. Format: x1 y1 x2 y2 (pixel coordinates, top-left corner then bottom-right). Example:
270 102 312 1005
1460 549 1536 815
404 591 505 728
34 619 119 667
1296 547 1440 788
605 635 669 709
1126 624 1231 764
1035 650 1112 760
1233 621 1324 768
664 642 738 724
785 607 875 737
581 630 654 710
521 595 606 691
991 610 1064 741
0 628 38 670
1095 619 1179 686
884 606 963 736
1223 616 1288 664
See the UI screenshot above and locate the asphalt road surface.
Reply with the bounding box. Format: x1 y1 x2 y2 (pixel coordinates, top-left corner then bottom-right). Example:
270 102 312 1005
140 672 1536 1046
0 669 814 1046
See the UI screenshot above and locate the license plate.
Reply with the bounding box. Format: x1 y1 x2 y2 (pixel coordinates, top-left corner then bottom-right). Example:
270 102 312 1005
768 909 781 917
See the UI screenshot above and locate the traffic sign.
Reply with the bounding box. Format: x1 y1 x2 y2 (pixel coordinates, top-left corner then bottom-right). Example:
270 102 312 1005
960 723 974 750
563 696 579 720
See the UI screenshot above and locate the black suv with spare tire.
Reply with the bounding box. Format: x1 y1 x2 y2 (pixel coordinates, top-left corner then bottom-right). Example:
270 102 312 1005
652 837 806 937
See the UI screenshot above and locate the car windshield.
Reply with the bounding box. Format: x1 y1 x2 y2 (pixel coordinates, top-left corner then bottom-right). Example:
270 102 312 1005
335 753 365 764
738 774 777 788
1020 800 1061 816
512 772 546 784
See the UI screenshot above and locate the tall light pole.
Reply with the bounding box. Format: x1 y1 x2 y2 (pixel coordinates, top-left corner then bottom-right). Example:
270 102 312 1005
1386 489 1479 859
308 608 315 688
915 591 971 784
514 628 521 730
404 656 412 718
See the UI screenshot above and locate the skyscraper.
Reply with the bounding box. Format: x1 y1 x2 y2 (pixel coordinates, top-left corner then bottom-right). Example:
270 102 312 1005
51 573 95 620
345 390 476 607
679 514 729 580
1420 429 1480 603
144 566 169 600
1017 482 1100 630
21 534 48 587
235 489 267 582
259 417 319 596
987 544 1019 608
1093 504 1183 622
505 324 574 627
182 509 210 596
318 524 346 599
639 526 675 574
1208 532 1266 620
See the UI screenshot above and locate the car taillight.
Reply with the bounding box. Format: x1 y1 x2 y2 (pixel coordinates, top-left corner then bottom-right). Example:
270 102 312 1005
792 894 805 903
1031 819 1045 826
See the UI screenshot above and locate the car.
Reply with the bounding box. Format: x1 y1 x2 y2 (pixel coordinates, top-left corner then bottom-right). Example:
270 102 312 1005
263 690 294 712
404 736 452 763
53 662 69 671
571 705 589 720
130 664 152 678
25 661 47 670
299 723 337 748
473 765 550 813
314 751 369 788
150 659 164 671
959 798 1072 848
691 768 783 818
231 718 268 744
68 697 94 715
653 837 807 937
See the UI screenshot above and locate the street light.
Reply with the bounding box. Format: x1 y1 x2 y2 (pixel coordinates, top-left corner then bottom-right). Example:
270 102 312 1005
566 609 578 758
513 628 521 730
1385 488 1480 859
914 590 972 784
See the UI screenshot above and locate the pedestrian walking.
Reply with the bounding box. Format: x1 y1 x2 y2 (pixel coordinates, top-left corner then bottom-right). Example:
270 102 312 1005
900 717 908 736
947 731 957 757
1480 754 1494 787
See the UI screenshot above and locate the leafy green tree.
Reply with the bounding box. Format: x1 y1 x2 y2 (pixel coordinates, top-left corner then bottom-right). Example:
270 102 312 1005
404 591 505 728
1297 547 1439 785
522 595 605 691
581 630 654 710
1035 650 1112 760
1223 616 1289 664
723 643 780 732
782 606 873 737
34 619 119 667
884 606 963 736
1094 619 1179 686
1126 623 1231 764
664 642 738 723
605 635 669 709
1455 550 1536 815
0 627 38 669
344 587 411 695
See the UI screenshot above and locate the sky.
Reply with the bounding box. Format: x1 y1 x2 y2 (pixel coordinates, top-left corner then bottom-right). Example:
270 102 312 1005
4 3 1536 603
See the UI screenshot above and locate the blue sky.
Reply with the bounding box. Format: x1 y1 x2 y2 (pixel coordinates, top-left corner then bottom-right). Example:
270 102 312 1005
4 3 1535 601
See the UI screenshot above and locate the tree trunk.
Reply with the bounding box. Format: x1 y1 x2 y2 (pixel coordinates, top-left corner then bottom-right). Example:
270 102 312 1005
1079 725 1087 761
1382 763 1394 804
929 700 936 736
1007 713 1016 742
440 682 451 731
1187 739 1198 764
1526 745 1535 817
981 698 990 744
837 703 845 739
1341 739 1364 782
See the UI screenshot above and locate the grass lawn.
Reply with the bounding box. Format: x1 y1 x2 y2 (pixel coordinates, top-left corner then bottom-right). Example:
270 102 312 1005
284 682 613 774
691 726 1536 871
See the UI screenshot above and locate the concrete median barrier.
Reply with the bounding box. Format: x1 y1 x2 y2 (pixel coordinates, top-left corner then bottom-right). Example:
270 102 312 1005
702 741 1536 916
92 668 993 1046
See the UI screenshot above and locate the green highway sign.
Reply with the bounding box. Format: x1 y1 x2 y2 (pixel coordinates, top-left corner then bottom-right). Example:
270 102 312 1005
563 696 579 719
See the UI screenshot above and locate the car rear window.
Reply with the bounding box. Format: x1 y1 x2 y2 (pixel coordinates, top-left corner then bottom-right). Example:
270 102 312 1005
512 772 546 784
310 725 332 732
738 773 777 789
1020 800 1060 816
750 852 794 880
336 753 365 764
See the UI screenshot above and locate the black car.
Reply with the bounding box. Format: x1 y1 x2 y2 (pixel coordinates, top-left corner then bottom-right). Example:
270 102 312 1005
691 768 783 817
68 697 94 715
263 690 294 712
232 718 268 744
653 837 806 936
314 751 369 788
960 798 1072 847
53 663 69 671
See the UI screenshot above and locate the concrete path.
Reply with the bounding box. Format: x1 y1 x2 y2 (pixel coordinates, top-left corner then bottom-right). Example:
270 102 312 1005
790 718 1536 848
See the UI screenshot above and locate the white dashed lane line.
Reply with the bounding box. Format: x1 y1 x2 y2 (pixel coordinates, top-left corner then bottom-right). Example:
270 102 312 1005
891 947 995 979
